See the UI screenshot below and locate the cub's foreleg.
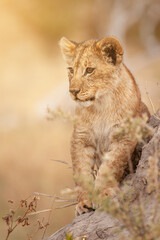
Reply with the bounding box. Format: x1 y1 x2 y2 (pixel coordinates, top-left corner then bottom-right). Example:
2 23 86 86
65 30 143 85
95 137 137 198
71 132 95 215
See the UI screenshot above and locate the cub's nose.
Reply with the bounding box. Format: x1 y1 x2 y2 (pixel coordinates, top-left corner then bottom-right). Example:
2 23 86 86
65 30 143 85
69 88 80 97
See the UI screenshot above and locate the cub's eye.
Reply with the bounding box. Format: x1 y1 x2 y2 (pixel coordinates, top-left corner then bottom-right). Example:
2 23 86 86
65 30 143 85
85 67 95 74
68 67 74 74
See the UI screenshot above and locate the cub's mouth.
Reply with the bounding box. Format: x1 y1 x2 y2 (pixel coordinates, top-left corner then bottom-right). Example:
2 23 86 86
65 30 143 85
70 93 96 107
74 96 95 102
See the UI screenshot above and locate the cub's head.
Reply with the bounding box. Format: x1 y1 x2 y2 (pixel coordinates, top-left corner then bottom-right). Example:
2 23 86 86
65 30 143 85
59 36 123 107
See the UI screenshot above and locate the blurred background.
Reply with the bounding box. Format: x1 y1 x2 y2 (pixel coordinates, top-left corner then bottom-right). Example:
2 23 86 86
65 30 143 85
1 0 160 239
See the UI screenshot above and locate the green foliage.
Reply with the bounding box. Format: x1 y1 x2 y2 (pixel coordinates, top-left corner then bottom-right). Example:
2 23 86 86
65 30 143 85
65 233 73 240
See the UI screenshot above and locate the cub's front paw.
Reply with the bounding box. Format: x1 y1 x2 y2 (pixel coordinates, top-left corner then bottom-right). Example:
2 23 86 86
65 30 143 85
75 199 94 216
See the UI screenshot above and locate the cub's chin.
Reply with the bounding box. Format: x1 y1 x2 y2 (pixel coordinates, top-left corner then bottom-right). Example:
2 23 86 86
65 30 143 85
78 100 94 107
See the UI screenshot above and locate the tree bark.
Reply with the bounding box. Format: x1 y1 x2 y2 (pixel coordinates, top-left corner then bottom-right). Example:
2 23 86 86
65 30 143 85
46 110 160 240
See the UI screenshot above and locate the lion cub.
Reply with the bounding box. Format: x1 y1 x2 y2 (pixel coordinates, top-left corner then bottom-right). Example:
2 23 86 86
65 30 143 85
59 36 150 215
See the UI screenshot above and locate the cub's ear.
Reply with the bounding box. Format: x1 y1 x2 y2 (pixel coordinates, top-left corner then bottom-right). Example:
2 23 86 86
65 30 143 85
59 37 77 64
96 37 123 65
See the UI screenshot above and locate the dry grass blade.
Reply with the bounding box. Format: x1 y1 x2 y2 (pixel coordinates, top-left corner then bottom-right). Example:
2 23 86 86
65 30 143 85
33 192 54 198
27 209 52 216
145 80 156 113
55 199 77 203
153 110 160 121
55 202 77 209
51 159 72 168
41 195 55 240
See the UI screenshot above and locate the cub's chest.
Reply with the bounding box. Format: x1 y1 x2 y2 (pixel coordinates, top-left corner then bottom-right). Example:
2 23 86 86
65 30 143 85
91 120 112 166
90 118 113 149
78 107 114 145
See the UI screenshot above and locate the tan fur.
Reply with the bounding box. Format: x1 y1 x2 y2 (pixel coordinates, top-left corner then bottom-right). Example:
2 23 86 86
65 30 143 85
59 36 150 215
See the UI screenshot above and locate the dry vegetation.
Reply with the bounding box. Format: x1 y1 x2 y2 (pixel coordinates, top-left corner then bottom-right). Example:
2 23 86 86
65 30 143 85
3 192 78 240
